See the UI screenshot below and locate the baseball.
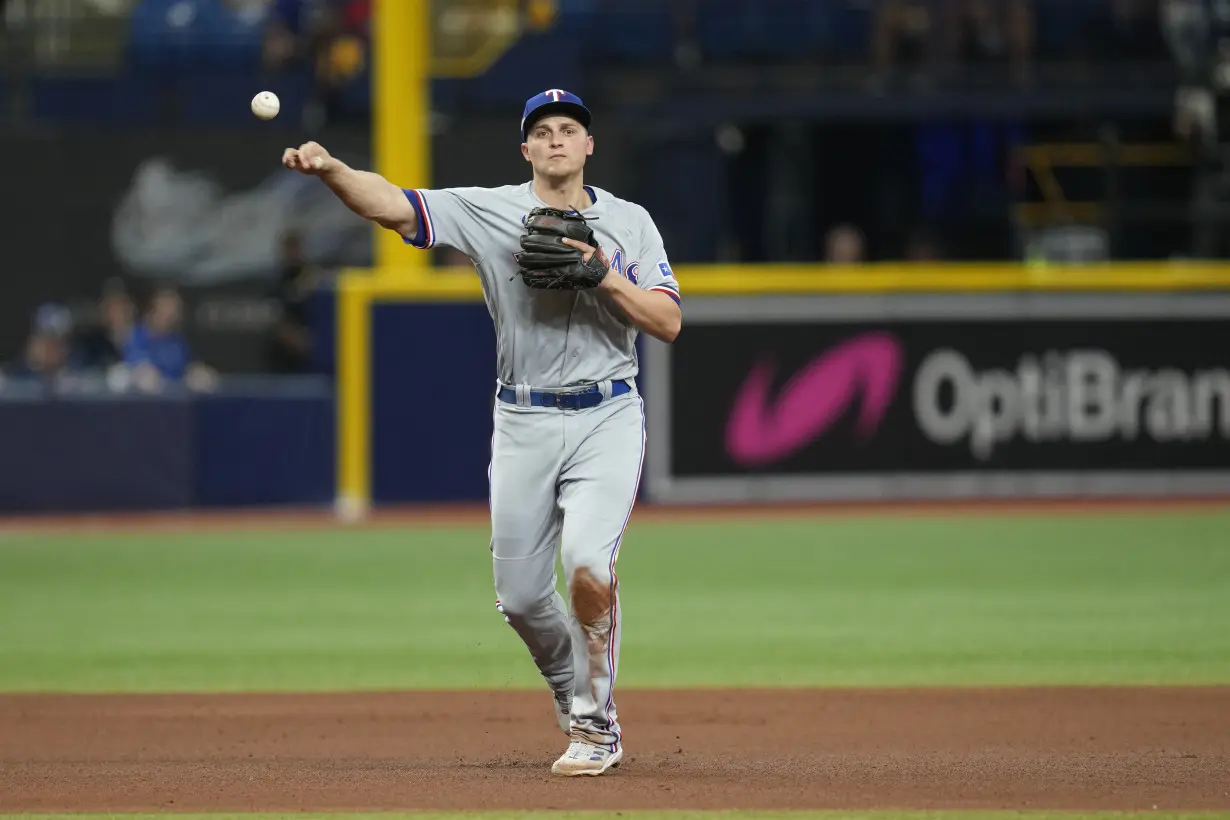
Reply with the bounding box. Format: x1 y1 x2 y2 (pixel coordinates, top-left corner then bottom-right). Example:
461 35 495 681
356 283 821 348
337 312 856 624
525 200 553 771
251 91 280 120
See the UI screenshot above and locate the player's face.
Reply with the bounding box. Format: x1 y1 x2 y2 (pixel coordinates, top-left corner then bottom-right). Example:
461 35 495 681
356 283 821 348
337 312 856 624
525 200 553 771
149 291 183 333
522 116 593 179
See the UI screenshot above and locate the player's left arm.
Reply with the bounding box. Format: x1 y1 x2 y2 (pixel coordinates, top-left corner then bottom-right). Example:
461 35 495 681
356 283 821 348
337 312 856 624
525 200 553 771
597 269 680 344
566 208 681 343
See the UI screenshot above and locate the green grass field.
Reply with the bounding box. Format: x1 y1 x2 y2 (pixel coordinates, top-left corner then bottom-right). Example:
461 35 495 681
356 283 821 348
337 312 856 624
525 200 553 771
3 507 1228 819
1 509 1227 692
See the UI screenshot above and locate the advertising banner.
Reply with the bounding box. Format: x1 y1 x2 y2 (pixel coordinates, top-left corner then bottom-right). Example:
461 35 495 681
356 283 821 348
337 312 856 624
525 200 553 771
642 293 1230 502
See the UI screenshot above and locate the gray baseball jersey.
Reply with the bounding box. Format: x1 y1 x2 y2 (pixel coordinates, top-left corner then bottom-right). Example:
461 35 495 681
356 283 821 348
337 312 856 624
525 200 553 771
397 181 679 752
401 182 681 389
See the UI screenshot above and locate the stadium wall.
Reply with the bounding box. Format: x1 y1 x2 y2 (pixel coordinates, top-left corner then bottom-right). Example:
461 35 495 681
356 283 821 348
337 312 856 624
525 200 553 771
0 379 334 513
6 273 1230 513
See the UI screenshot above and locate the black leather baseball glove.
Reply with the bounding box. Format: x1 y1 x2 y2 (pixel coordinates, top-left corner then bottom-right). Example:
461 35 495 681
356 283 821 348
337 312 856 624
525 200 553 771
515 207 608 290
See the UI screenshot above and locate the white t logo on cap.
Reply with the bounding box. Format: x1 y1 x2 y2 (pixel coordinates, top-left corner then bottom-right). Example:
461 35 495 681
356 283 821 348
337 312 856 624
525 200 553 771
545 89 566 102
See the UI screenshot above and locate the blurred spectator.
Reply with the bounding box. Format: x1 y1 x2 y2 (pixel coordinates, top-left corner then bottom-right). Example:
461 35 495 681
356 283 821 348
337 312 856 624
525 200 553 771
263 0 313 71
825 223 868 263
122 288 217 392
945 0 1034 83
7 303 77 385
73 280 136 373
522 0 559 30
872 0 942 87
904 226 945 260
874 0 1034 87
1087 0 1168 62
1163 0 1230 257
670 0 702 70
124 288 190 386
264 0 370 126
1164 0 1218 146
318 0 369 83
266 231 317 373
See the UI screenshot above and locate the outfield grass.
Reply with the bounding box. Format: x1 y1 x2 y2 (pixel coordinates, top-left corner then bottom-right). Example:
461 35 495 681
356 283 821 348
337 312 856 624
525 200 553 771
0 510 1227 692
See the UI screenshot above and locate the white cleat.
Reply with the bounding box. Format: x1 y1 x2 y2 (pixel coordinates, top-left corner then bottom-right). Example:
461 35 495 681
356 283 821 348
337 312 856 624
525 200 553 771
553 692 572 735
551 737 623 776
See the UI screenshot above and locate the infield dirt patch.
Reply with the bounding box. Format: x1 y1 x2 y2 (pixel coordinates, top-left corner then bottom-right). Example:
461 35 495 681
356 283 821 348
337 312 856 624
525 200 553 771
2 687 1227 812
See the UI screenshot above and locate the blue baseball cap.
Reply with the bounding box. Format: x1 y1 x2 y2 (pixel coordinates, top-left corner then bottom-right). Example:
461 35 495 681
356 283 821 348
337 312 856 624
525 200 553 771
34 302 72 336
521 89 592 141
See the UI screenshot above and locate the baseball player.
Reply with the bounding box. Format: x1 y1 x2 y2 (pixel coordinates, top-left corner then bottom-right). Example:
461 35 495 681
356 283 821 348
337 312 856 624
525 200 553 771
282 89 681 776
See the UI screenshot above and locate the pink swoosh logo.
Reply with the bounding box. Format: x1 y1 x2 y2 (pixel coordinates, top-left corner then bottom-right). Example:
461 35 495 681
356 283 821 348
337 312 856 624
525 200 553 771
725 332 903 466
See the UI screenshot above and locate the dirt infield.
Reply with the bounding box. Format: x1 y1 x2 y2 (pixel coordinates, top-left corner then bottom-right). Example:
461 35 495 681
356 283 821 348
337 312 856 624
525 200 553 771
3 687 1228 812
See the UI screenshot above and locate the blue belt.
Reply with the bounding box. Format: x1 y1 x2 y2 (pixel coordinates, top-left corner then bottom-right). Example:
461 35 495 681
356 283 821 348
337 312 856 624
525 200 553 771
497 379 632 410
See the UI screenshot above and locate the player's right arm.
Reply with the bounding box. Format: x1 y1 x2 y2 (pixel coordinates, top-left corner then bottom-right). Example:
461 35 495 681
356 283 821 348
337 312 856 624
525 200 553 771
284 141 490 261
282 141 418 238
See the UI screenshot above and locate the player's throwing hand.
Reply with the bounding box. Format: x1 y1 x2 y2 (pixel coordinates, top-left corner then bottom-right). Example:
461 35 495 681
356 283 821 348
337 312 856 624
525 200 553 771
282 141 333 174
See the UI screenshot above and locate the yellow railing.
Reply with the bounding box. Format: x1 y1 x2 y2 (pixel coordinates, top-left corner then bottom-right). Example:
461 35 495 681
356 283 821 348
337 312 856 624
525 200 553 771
1015 141 1194 229
340 260 1230 300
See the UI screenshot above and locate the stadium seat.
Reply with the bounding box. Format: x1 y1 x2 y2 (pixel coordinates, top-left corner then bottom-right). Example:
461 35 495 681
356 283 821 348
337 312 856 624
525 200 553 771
692 0 830 61
128 0 206 70
1033 0 1088 59
694 0 754 60
823 0 873 62
588 1 677 62
193 0 267 70
461 32 584 109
